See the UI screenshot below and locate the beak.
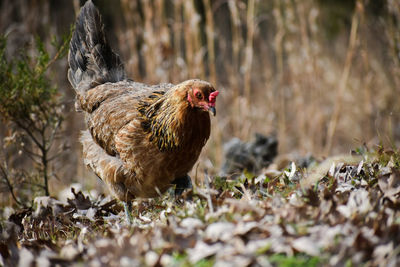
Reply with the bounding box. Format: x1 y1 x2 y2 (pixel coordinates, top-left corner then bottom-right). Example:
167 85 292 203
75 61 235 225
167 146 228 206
208 106 216 116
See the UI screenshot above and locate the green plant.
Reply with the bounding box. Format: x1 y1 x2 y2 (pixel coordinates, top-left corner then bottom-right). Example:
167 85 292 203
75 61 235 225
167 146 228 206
269 253 321 267
0 34 69 204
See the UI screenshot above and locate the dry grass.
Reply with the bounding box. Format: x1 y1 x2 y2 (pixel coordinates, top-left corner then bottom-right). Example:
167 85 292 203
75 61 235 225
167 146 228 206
111 0 400 165
1 0 400 196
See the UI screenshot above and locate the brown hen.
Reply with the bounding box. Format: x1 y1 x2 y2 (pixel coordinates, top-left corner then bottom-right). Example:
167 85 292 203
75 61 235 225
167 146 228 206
67 0 219 216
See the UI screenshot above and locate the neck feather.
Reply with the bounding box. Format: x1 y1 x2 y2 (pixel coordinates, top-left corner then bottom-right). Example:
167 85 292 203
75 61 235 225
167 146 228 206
141 88 210 152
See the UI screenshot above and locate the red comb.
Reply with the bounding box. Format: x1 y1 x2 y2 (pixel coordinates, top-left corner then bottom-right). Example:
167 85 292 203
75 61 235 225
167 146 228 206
209 91 219 106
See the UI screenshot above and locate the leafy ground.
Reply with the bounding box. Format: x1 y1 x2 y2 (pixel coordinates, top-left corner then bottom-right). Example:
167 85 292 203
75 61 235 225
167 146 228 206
1 148 400 266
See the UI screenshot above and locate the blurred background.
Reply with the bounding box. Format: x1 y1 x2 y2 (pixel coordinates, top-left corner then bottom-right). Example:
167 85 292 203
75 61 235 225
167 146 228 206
0 0 399 202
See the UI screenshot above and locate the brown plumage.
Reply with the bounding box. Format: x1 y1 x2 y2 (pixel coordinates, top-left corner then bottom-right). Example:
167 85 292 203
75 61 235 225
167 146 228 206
68 1 219 202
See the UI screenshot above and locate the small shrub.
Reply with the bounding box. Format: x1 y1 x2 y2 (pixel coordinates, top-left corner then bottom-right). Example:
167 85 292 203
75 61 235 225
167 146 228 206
0 34 69 205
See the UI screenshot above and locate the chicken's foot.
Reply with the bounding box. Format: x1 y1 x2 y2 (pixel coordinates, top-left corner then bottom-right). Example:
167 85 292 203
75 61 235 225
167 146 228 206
172 174 192 197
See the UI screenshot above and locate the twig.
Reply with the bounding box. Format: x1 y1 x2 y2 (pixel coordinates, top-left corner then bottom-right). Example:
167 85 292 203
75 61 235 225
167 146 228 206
15 121 43 151
227 0 241 133
47 151 64 162
203 170 214 214
324 0 361 155
240 183 252 201
35 35 70 80
46 119 62 151
0 164 24 207
243 0 256 101
21 147 42 165
203 0 217 85
22 146 42 159
273 0 287 153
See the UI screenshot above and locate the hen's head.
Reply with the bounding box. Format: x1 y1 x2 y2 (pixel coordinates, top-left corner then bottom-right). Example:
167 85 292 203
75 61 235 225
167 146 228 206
183 80 219 116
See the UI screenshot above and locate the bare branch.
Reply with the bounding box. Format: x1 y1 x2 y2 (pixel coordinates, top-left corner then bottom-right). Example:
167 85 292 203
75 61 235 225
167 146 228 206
47 151 64 162
0 164 24 207
46 119 62 151
14 120 44 151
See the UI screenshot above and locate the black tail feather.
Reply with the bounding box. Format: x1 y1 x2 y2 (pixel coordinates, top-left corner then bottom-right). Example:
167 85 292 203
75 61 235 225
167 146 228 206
68 0 125 93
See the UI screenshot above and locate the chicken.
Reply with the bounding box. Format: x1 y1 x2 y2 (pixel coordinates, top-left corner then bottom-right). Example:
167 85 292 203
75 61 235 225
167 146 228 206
67 1 219 216
221 134 278 176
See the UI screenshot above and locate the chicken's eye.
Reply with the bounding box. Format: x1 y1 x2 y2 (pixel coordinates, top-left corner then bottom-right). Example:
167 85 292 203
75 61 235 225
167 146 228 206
195 91 203 99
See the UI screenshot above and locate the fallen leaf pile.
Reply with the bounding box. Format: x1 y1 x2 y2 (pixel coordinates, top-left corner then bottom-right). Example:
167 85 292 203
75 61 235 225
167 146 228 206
1 149 400 266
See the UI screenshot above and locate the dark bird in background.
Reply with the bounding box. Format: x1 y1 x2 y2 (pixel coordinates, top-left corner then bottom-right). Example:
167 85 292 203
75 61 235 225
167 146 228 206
221 134 278 176
67 0 219 220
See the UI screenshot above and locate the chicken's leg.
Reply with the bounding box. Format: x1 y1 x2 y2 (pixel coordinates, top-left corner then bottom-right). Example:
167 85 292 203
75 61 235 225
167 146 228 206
123 201 133 224
172 174 192 196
